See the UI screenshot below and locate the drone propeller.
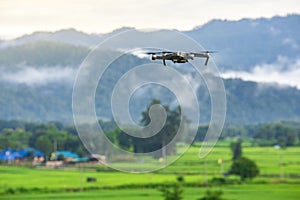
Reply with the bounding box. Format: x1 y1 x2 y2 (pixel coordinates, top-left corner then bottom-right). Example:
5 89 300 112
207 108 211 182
145 52 157 55
199 50 217 53
192 51 217 56
145 51 173 55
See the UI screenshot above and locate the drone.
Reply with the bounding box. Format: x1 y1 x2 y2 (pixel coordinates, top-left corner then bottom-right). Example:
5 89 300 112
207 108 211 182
146 51 215 66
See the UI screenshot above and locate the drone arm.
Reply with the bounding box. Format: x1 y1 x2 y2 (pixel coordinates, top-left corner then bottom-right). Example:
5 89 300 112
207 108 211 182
193 52 211 65
163 59 166 66
193 53 207 58
204 57 209 66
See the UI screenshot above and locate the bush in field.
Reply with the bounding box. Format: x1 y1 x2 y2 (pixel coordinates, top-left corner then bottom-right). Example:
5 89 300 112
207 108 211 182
229 157 259 181
198 189 224 200
159 184 183 200
177 176 184 183
5 188 15 194
209 177 226 186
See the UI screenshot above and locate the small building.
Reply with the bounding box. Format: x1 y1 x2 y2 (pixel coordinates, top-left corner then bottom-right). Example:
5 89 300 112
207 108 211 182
18 148 45 158
51 151 88 162
0 148 22 161
274 144 281 149
0 148 45 164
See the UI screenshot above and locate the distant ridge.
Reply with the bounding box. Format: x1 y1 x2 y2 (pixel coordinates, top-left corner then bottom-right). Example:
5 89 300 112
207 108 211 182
1 14 299 71
0 14 300 124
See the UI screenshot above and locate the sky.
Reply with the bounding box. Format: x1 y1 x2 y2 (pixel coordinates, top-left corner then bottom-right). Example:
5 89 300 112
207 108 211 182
0 0 299 39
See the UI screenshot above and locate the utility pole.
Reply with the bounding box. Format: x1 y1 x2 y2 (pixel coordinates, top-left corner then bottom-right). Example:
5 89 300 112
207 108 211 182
280 155 284 179
53 138 58 168
204 160 208 186
80 163 84 191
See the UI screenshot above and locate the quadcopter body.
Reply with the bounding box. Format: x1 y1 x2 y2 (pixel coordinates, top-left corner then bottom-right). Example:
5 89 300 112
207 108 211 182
146 51 215 66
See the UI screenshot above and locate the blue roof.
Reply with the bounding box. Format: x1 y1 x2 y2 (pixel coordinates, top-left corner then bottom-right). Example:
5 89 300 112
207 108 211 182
55 151 79 158
0 148 45 160
0 148 23 160
18 148 45 157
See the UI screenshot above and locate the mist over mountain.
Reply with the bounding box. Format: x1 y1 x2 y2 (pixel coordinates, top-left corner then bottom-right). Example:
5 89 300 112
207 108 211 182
0 14 300 124
185 14 300 71
1 14 299 71
1 75 300 125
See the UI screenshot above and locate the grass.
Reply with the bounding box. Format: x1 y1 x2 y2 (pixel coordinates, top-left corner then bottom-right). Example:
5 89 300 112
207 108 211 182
0 166 203 193
1 143 300 199
165 143 300 176
1 184 300 200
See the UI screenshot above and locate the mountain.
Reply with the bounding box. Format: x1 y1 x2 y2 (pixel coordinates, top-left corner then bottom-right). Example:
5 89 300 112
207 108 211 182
1 70 300 125
0 15 300 125
0 28 102 47
185 14 300 71
0 42 89 69
224 79 300 124
0 27 135 48
0 42 300 124
1 15 299 71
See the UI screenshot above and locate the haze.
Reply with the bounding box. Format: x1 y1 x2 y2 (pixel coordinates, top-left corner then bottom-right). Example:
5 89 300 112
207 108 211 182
0 0 299 39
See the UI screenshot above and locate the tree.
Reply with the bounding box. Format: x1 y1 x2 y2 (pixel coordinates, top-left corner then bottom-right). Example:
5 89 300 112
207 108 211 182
254 123 298 147
198 190 224 200
229 157 259 181
117 130 132 150
34 135 53 157
0 128 31 150
133 99 182 157
159 184 183 200
230 139 242 160
286 130 297 146
195 125 208 142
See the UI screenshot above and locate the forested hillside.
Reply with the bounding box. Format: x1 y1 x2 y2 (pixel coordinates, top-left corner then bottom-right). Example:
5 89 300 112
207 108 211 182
0 15 300 124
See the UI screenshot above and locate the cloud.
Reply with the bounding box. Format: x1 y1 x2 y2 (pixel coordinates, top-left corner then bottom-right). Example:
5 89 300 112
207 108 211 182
282 38 299 49
0 66 77 85
221 56 300 89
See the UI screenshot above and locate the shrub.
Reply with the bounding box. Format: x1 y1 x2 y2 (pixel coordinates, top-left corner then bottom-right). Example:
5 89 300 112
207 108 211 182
198 189 224 200
209 177 226 185
5 188 15 194
229 157 259 181
159 184 183 200
177 176 184 183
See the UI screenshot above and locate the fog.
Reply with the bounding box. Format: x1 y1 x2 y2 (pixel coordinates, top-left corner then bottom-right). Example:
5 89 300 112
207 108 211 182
1 55 300 91
0 66 77 85
221 56 300 89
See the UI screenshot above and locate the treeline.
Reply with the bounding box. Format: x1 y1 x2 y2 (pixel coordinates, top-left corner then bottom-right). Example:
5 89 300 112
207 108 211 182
0 120 86 157
196 121 300 147
1 119 300 159
0 42 89 67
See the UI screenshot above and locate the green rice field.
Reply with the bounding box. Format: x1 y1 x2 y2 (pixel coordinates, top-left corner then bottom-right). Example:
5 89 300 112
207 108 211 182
1 143 299 199
1 184 300 200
